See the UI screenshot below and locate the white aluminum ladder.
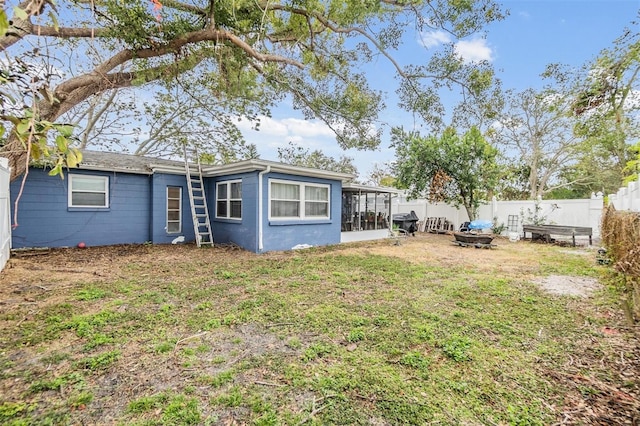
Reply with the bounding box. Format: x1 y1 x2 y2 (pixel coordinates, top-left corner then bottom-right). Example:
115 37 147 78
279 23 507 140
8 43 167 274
183 145 214 247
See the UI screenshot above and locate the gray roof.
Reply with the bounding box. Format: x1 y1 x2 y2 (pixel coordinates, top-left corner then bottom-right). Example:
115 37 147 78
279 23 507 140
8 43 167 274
77 150 355 182
79 150 185 174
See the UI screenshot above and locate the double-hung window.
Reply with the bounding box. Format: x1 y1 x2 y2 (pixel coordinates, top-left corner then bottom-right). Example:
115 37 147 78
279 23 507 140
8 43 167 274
167 187 182 233
216 180 242 219
68 175 109 208
270 180 329 220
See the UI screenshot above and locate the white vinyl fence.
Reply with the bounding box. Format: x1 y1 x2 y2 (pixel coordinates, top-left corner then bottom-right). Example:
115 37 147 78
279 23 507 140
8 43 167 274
608 173 640 212
0 158 11 271
392 193 604 241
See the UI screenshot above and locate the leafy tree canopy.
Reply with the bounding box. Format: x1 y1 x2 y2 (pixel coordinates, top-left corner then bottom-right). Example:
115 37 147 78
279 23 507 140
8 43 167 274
392 126 499 220
624 141 640 184
488 88 585 200
542 24 640 194
0 0 504 181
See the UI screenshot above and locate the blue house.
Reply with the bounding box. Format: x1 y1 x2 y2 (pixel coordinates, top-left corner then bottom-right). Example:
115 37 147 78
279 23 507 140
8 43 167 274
10 151 397 252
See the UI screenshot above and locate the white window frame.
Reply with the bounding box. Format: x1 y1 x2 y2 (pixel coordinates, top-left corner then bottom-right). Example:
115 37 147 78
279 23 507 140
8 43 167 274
166 186 182 234
269 179 330 220
68 174 109 208
216 180 242 220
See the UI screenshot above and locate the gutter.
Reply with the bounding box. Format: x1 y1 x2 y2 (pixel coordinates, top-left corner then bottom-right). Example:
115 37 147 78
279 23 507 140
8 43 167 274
257 165 271 252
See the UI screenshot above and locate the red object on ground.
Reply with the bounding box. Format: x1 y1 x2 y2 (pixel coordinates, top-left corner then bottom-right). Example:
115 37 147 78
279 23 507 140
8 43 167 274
77 242 86 248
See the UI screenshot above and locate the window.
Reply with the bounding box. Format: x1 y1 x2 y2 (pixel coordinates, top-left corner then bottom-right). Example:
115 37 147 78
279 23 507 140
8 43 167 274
270 180 329 220
69 175 109 208
166 187 182 233
216 180 242 219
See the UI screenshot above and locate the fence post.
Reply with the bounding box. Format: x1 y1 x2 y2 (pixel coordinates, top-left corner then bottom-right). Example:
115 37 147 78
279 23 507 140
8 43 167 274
0 158 11 272
630 179 640 212
589 192 604 240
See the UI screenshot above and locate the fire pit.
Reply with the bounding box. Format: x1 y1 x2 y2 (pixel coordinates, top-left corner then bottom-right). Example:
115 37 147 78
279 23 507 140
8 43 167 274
453 232 495 247
453 220 495 248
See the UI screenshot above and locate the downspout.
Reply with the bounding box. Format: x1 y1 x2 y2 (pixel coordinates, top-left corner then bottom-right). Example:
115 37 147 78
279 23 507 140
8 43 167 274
149 173 154 243
258 165 271 252
387 192 392 230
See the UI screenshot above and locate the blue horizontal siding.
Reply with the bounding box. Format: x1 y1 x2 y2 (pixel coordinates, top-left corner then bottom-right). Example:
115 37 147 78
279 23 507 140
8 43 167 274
151 173 196 244
209 173 259 252
210 171 343 253
261 172 342 252
11 169 152 248
11 166 344 253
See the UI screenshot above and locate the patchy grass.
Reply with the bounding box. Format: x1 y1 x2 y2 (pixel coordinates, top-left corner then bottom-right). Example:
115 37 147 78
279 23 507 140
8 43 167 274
0 235 638 425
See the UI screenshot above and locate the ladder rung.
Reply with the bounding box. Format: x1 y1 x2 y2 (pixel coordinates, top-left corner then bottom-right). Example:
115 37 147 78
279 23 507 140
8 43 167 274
184 145 213 248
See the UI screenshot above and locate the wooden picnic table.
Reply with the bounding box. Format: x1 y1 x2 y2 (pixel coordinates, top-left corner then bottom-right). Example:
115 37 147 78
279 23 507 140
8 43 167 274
522 224 592 247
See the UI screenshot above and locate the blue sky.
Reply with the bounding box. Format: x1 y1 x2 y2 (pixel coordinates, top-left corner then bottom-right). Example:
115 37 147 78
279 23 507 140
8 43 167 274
238 0 640 181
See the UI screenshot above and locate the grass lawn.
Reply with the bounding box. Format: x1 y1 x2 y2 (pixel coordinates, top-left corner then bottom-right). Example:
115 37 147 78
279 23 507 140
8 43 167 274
0 233 638 425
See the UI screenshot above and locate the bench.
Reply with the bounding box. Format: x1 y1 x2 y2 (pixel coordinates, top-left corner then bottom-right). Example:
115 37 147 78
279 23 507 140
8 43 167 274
522 224 592 247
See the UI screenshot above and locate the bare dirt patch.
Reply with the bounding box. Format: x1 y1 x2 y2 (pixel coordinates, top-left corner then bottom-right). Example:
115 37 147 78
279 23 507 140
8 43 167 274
343 234 606 298
533 275 601 297
338 232 591 277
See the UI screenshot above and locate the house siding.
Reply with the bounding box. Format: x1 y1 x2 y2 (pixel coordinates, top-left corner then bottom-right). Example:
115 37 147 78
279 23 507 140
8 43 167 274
209 173 259 252
10 164 345 253
209 171 343 253
150 173 196 244
260 172 342 252
10 168 196 249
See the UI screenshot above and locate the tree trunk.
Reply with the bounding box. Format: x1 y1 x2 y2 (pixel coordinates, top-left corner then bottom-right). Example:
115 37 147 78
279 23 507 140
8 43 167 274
464 204 476 222
3 134 29 181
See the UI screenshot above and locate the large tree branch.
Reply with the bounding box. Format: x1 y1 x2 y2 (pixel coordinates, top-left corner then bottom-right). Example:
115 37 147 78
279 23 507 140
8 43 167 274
0 0 53 49
74 0 207 17
52 54 208 120
48 30 301 108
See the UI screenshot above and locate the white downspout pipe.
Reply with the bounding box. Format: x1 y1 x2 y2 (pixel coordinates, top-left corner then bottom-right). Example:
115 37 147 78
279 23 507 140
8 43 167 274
258 165 271 252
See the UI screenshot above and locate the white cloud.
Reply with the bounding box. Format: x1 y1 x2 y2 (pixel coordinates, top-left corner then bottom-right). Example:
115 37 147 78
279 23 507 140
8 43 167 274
237 115 336 140
237 115 288 136
238 114 342 160
418 30 451 49
454 38 493 64
417 32 493 64
238 114 384 176
280 118 335 138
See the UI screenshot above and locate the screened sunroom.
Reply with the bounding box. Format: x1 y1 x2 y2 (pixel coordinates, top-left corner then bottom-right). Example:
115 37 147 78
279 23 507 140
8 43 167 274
340 183 402 243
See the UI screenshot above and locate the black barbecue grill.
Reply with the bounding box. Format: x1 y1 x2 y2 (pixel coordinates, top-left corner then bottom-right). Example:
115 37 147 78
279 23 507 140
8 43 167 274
392 211 419 236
